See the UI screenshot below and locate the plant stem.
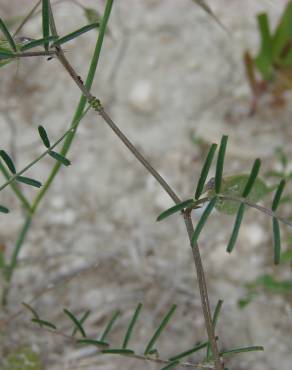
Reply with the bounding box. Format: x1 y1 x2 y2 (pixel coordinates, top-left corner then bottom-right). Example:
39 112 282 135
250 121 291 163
31 0 114 213
97 109 222 370
2 213 32 305
45 1 222 366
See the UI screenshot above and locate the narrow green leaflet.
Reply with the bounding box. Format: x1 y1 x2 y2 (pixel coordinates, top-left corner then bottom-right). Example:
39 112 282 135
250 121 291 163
42 0 50 51
272 1 292 64
102 349 135 355
220 346 264 357
72 310 91 336
22 302 40 320
21 36 57 51
38 125 51 148
31 318 56 329
169 341 208 362
273 217 281 265
0 17 16 51
254 13 273 80
99 311 120 342
49 151 71 166
0 150 16 174
194 143 217 200
63 308 86 338
226 204 245 253
53 23 99 46
77 339 109 347
272 179 286 211
16 176 42 188
242 159 261 197
0 205 9 213
144 305 177 355
191 197 217 246
215 135 228 193
156 199 194 221
122 303 143 349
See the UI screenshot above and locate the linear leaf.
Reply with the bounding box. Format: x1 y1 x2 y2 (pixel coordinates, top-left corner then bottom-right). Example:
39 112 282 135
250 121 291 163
272 1 292 63
0 150 16 174
226 204 245 253
21 36 57 51
0 47 14 57
16 176 42 188
156 199 194 221
99 310 120 342
191 197 217 246
144 304 177 355
254 13 273 80
22 302 40 320
63 308 86 338
273 217 281 265
72 310 91 336
148 349 159 355
169 341 208 362
0 17 16 51
102 348 135 355
42 0 50 50
77 338 109 347
242 159 261 197
38 125 51 148
31 318 56 329
160 361 180 370
215 135 228 193
0 205 9 213
195 143 217 199
49 151 71 166
272 179 286 211
206 300 223 359
122 303 143 349
53 23 99 46
220 346 264 357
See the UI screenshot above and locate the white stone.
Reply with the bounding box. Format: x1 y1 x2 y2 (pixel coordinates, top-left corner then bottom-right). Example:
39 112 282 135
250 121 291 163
128 80 156 113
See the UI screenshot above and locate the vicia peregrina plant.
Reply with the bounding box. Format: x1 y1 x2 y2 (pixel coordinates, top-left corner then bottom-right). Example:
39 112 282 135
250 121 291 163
0 1 291 370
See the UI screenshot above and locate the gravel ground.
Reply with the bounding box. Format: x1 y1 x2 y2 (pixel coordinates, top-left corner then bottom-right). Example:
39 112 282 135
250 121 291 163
0 1 292 369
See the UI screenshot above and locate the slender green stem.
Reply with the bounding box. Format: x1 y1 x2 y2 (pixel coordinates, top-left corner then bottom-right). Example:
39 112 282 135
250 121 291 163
2 213 32 305
31 0 114 213
0 161 31 211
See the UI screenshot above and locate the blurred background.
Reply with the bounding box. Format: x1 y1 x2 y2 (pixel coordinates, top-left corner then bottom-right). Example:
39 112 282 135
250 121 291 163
0 1 291 369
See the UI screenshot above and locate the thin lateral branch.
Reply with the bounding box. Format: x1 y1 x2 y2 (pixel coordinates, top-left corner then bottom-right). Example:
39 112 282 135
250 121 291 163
28 325 214 369
0 50 57 60
219 195 292 227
